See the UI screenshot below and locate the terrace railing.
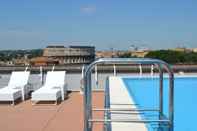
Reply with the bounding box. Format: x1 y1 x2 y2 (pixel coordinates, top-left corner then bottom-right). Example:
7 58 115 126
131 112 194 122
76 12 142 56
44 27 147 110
83 58 174 131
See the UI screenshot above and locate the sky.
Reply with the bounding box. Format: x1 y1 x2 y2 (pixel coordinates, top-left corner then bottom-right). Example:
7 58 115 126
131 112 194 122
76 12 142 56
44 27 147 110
0 0 197 50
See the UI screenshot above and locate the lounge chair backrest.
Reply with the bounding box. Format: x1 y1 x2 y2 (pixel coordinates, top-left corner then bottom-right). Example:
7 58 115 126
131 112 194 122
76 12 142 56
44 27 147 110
45 71 65 87
8 71 30 87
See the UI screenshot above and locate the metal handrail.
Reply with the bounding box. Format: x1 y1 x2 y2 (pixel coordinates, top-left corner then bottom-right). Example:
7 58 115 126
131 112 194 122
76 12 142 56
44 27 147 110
89 119 170 123
93 108 160 112
83 58 174 131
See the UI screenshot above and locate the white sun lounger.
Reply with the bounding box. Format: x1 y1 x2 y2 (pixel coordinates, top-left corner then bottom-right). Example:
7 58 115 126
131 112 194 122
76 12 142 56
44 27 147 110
31 71 66 104
0 71 30 105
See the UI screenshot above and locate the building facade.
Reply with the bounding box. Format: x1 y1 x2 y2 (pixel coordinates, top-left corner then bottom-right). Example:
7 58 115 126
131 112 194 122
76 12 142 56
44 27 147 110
43 46 95 64
96 51 118 58
30 57 59 66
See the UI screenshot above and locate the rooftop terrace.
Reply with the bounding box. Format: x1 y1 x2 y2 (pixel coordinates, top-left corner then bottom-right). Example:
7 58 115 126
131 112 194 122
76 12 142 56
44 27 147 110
0 92 104 131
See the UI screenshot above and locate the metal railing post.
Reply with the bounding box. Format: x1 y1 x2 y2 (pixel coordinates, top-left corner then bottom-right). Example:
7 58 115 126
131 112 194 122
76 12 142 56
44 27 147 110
88 72 93 131
113 64 116 76
104 77 111 131
83 70 88 131
163 63 174 131
158 64 164 117
84 67 93 131
169 72 174 131
157 64 164 130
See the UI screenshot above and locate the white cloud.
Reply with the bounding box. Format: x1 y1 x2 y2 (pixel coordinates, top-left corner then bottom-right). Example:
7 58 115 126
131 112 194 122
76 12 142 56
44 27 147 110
81 5 96 14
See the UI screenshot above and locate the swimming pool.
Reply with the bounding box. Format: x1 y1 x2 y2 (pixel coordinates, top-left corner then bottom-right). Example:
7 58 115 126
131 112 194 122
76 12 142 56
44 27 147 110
123 76 197 131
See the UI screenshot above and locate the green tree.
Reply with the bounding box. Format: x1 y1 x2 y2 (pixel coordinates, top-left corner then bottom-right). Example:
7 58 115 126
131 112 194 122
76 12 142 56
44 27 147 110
145 50 197 64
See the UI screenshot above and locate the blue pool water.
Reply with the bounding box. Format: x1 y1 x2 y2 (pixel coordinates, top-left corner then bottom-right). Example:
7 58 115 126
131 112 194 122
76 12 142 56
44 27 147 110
123 77 197 131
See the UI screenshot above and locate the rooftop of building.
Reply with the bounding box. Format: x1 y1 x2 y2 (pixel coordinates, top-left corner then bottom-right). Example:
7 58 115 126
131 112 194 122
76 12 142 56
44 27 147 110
0 91 104 131
46 45 95 49
69 46 95 49
46 46 65 48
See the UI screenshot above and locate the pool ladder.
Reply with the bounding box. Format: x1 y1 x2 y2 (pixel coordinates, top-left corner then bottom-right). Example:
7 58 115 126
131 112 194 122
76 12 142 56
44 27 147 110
83 58 174 131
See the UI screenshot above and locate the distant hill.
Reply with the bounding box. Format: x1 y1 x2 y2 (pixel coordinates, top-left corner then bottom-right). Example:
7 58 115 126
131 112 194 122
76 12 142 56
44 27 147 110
0 49 43 61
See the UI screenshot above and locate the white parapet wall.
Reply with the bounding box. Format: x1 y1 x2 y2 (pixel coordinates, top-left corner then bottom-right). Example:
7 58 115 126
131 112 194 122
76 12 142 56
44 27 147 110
109 76 148 131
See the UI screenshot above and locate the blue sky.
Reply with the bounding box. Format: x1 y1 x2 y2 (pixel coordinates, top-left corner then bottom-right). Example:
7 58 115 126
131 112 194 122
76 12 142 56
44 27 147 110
0 0 197 50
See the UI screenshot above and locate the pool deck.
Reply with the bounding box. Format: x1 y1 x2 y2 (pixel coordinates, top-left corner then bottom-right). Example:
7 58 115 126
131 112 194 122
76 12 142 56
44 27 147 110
109 76 147 131
0 92 104 131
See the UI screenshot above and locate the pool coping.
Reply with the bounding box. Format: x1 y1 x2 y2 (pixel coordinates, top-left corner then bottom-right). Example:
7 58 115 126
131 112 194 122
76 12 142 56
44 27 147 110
108 76 148 131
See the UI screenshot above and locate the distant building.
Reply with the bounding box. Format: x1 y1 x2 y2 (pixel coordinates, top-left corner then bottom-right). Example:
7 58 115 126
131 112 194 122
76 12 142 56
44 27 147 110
192 48 197 53
0 61 6 66
131 50 149 58
96 50 149 58
43 45 95 64
30 57 59 66
170 47 192 53
14 58 29 66
96 51 118 58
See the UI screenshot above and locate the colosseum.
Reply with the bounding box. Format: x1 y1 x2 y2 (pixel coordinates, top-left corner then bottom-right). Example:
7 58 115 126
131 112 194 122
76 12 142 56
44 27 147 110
43 45 95 65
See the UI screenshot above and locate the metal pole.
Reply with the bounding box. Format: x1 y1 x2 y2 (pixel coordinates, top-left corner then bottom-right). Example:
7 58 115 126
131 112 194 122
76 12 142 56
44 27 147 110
95 65 98 88
151 65 154 76
82 65 85 78
139 64 142 76
113 64 116 76
158 64 164 130
169 72 174 131
84 67 93 131
89 119 170 123
52 64 55 71
93 108 160 112
104 77 111 131
162 63 174 131
83 71 88 131
87 71 92 131
158 64 163 117
80 65 85 94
